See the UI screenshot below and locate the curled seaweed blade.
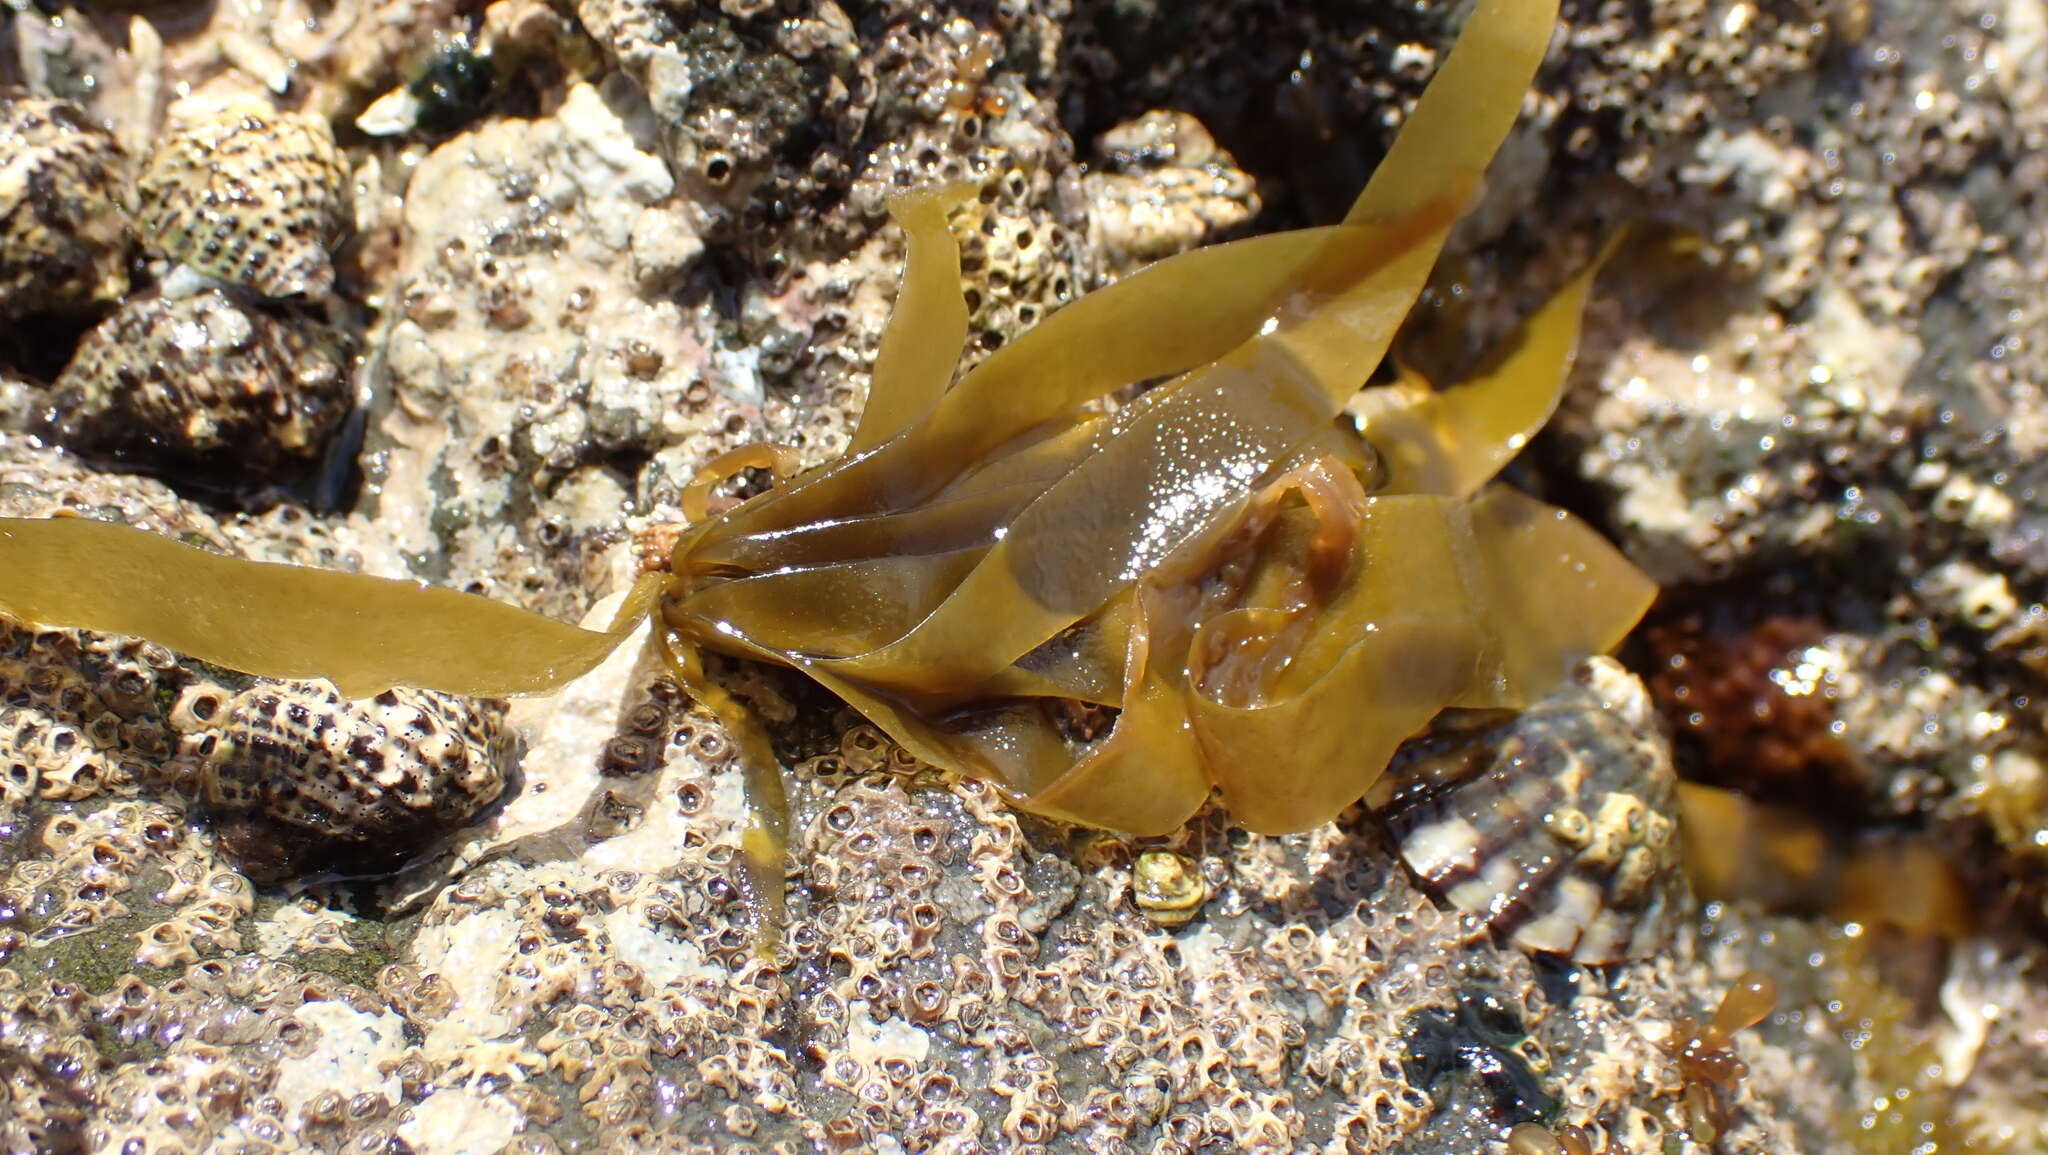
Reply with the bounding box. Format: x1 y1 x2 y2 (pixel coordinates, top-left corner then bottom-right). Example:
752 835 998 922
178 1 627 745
1456 486 1659 708
981 589 1214 835
819 210 1458 694
1188 490 1490 833
1364 245 1609 498
847 184 975 455
0 516 658 699
1347 0 1560 227
666 0 1590 839
677 215 1452 563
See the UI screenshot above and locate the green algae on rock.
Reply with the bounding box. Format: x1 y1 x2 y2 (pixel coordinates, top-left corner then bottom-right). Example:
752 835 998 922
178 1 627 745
0 0 1651 883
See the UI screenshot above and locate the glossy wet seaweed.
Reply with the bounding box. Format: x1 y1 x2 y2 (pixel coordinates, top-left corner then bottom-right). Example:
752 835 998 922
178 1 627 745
0 0 1650 881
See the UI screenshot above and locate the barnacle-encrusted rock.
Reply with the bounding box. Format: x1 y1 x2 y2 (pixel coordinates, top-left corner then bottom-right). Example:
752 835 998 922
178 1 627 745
0 970 95 1154
44 288 356 484
136 97 350 299
0 799 254 968
189 680 514 881
1083 110 1259 275
87 956 404 1153
0 89 131 318
7 0 2048 1151
0 622 180 807
0 440 1935 1151
1377 657 1688 964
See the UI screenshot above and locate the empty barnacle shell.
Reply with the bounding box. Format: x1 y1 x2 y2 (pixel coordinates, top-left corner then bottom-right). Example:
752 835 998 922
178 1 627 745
43 287 356 484
1373 656 1688 964
188 680 514 881
135 96 350 299
0 89 131 318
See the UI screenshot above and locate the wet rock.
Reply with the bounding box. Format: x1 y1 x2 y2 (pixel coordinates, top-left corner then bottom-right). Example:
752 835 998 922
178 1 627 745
0 0 2042 1151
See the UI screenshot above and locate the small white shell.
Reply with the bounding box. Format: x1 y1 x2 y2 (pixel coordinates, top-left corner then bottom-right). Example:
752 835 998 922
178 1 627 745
135 97 350 298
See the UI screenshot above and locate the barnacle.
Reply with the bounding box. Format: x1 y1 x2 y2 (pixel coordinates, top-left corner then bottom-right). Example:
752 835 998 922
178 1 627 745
1131 849 1207 927
0 0 1651 916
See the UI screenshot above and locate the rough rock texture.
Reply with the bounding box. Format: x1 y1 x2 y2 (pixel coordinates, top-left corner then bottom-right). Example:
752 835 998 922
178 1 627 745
0 0 2043 1152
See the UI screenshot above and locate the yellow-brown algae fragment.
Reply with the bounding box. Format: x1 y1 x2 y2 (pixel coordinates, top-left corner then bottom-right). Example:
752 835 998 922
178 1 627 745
847 183 976 455
0 0 1654 917
1508 1121 1597 1155
1676 780 1975 938
1670 970 1778 1141
0 517 666 701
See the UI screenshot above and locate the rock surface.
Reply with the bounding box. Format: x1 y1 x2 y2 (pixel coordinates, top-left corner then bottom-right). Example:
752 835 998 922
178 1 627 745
0 0 2042 1153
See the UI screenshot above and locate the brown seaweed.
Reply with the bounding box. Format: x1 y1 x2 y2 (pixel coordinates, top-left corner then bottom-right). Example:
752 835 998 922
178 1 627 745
0 0 1651 890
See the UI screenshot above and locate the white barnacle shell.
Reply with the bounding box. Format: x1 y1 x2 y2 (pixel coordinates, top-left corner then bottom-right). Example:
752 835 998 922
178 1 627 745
136 96 350 299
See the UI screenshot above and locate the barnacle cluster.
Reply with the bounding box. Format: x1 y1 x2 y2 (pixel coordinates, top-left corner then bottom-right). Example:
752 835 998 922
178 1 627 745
0 798 254 968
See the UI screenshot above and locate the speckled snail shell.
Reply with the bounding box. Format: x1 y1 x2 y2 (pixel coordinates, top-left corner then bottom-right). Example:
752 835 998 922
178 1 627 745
184 680 514 882
1375 657 1688 965
0 89 131 318
44 288 356 482
135 97 350 299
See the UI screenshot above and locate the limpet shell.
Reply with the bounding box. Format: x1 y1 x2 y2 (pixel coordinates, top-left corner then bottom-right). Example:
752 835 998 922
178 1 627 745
1374 656 1688 964
44 288 356 483
135 97 349 298
0 89 131 317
